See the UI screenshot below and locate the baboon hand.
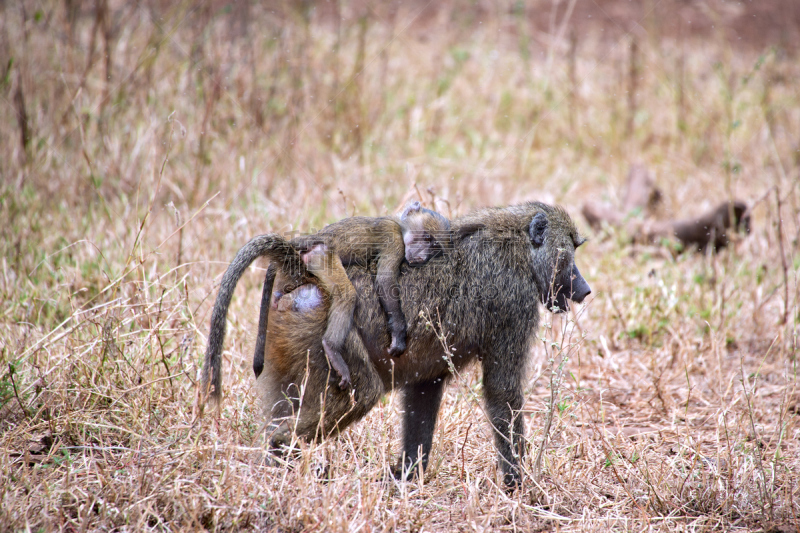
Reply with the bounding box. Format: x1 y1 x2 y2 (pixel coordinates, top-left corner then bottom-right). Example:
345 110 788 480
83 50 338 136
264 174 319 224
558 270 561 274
322 339 352 390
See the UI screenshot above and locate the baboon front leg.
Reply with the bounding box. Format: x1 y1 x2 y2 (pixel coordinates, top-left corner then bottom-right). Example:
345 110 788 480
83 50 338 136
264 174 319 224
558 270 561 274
253 263 277 378
396 378 445 479
482 352 526 489
375 248 407 357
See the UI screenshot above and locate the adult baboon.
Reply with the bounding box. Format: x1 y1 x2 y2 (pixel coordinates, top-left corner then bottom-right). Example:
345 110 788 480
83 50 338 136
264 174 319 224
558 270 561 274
203 202 591 488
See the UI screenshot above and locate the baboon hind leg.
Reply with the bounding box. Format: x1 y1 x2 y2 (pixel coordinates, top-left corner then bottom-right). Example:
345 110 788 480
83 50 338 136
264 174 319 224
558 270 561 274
395 378 446 479
302 243 360 390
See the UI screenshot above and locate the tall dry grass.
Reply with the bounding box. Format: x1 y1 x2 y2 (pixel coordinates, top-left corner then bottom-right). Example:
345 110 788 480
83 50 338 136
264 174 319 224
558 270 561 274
1 1 798 530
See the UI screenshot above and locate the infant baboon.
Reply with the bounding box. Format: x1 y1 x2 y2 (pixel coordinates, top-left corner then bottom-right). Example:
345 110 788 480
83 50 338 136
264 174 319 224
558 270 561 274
252 201 451 383
202 202 591 489
292 201 450 358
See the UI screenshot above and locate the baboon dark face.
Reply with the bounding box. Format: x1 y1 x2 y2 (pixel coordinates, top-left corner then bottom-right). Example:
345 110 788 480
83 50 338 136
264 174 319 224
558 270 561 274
529 210 591 313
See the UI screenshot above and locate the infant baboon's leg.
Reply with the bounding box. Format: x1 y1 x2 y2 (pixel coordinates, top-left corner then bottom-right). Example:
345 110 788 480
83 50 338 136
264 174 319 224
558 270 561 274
293 325 386 442
321 339 351 390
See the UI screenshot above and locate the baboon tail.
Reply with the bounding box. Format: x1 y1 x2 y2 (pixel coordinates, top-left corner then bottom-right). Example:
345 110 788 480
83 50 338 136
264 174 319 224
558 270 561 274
200 234 304 409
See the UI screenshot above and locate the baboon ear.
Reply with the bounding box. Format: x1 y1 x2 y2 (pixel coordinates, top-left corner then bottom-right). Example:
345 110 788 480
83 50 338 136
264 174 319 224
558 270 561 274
400 201 422 219
529 212 548 247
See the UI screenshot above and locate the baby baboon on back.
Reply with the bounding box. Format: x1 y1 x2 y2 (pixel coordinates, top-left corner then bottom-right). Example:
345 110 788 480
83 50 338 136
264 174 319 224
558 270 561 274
253 202 451 386
293 201 450 358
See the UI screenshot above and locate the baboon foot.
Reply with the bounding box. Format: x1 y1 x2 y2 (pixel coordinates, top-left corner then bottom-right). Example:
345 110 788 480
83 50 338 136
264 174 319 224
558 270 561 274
300 243 328 271
391 457 424 482
267 421 297 457
336 373 351 391
321 339 352 390
502 469 521 492
325 371 352 391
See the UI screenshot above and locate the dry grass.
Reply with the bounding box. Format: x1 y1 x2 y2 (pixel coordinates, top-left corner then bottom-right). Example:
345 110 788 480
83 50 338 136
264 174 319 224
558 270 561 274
1 1 798 531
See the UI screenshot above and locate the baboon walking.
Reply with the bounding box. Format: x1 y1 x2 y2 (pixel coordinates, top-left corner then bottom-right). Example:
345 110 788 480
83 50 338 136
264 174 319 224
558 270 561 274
202 202 591 488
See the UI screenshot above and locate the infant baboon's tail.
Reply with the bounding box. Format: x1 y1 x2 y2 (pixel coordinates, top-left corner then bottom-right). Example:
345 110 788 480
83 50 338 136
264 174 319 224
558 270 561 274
200 234 304 410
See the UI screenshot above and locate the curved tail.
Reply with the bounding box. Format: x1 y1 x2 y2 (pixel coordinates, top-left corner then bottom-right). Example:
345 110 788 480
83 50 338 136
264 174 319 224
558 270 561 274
200 234 304 409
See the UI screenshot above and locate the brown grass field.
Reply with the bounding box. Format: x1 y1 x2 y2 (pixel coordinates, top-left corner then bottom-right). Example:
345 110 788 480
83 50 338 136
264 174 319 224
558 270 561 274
1 1 799 531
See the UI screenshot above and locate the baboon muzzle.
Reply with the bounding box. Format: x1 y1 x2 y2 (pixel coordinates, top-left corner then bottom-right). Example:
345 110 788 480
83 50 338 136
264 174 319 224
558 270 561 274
545 264 591 313
568 264 591 304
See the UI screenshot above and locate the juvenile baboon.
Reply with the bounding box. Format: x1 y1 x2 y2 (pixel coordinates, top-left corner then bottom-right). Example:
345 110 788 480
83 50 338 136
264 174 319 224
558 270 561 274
203 202 591 488
252 201 451 382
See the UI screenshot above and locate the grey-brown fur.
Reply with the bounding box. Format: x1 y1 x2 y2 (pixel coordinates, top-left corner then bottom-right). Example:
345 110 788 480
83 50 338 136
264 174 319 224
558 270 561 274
247 202 590 488
259 256 385 446
672 200 750 251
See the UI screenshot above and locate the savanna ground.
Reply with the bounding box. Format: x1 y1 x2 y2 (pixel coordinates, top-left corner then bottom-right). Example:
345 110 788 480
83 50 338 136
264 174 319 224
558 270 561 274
1 0 799 531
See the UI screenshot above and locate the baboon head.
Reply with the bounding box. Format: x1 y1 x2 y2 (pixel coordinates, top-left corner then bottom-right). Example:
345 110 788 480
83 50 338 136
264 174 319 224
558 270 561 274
400 201 452 265
529 208 591 313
